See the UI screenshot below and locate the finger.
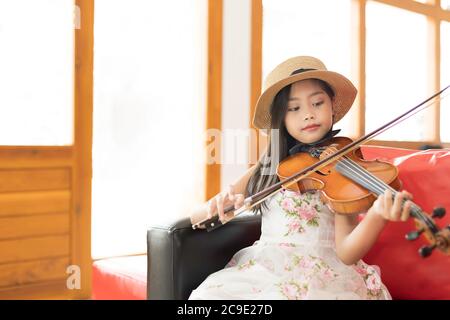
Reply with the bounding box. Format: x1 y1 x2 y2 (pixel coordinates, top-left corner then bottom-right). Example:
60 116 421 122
206 199 215 219
216 193 224 221
401 200 411 221
228 185 235 202
391 192 403 221
234 194 245 209
373 195 384 218
373 197 381 211
403 190 413 200
384 190 393 214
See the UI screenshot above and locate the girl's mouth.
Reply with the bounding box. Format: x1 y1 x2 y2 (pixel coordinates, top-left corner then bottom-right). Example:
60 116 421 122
302 124 321 132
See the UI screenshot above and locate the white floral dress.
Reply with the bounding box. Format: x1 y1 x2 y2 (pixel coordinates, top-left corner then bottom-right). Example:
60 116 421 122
189 189 392 300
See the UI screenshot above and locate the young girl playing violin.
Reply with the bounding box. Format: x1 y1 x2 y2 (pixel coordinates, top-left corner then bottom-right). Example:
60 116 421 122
189 56 413 300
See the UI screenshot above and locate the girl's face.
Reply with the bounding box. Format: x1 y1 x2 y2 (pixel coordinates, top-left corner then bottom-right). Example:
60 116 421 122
284 79 334 144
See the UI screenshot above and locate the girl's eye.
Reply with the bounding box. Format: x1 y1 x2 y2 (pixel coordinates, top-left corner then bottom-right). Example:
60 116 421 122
312 101 324 107
288 106 300 112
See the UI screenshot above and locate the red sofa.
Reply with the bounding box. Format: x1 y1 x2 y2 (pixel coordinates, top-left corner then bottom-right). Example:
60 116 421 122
361 145 450 300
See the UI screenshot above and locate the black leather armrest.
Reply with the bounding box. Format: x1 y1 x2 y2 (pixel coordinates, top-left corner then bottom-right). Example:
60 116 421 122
147 213 261 300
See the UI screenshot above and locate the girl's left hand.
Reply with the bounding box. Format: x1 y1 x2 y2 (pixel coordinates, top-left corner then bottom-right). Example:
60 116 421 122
369 189 413 222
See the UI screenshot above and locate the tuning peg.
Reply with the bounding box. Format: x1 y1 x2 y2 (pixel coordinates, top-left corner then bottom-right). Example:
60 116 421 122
432 207 446 219
418 244 437 258
405 228 424 241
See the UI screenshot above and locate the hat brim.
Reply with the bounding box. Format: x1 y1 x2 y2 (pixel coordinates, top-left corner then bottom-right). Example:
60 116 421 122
252 70 357 129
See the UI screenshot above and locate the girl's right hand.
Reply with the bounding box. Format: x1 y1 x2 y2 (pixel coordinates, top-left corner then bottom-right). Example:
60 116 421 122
207 185 245 223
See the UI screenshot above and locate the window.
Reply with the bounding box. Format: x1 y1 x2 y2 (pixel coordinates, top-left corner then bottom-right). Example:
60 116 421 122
0 0 74 145
442 0 450 10
92 0 207 258
262 0 354 136
366 1 429 141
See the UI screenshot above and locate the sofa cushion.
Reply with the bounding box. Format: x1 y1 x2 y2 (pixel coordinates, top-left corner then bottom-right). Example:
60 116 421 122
92 255 147 300
360 146 450 300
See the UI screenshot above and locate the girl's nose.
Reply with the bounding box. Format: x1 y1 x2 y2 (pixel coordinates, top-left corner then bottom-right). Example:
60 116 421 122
303 105 315 121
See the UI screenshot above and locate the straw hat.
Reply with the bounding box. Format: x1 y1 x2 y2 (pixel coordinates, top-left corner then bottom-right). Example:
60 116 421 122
252 56 357 129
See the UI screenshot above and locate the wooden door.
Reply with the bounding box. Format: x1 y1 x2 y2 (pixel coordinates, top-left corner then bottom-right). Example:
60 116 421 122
0 0 93 299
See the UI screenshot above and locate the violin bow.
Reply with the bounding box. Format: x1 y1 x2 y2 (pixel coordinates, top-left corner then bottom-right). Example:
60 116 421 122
192 85 450 233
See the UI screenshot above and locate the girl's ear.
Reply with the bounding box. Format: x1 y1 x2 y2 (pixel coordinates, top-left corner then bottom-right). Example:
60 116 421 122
331 97 336 120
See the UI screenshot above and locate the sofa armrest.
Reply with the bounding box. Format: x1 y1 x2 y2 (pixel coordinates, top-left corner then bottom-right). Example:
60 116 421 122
147 213 261 300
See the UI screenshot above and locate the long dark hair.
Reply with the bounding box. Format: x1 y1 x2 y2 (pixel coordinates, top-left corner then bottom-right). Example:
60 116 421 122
245 79 335 214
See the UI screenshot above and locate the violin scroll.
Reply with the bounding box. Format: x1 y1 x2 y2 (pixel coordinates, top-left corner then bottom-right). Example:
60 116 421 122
405 206 450 258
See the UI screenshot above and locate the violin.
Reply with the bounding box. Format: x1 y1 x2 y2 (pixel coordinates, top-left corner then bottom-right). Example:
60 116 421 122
192 85 450 258
278 136 401 215
277 136 449 258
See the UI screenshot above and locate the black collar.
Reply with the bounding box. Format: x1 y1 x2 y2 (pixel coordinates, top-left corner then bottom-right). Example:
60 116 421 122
288 128 341 156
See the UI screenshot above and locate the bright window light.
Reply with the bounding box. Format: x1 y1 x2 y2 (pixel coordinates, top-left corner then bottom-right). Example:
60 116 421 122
92 0 207 258
0 0 74 145
366 1 428 141
262 0 354 137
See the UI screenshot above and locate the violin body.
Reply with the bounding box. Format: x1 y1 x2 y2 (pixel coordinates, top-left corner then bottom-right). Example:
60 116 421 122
277 136 402 215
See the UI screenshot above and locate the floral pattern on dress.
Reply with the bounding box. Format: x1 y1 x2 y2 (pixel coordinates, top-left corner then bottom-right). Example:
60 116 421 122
277 254 339 297
277 280 309 300
277 190 321 236
225 257 237 268
284 254 338 282
238 259 255 270
278 242 297 248
352 261 383 299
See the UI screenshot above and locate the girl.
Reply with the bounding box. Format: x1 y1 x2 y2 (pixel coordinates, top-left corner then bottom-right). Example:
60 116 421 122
189 56 413 300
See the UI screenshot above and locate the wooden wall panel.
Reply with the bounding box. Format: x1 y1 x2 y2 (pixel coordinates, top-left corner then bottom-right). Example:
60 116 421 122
0 280 69 300
0 257 70 288
0 168 70 193
0 213 69 240
0 235 70 264
0 147 73 169
0 190 71 217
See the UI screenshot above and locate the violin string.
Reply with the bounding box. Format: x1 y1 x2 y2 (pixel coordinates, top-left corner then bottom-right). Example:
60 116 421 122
341 156 432 225
338 157 434 229
334 154 430 224
335 156 436 230
320 150 396 197
338 156 431 224
371 91 450 139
